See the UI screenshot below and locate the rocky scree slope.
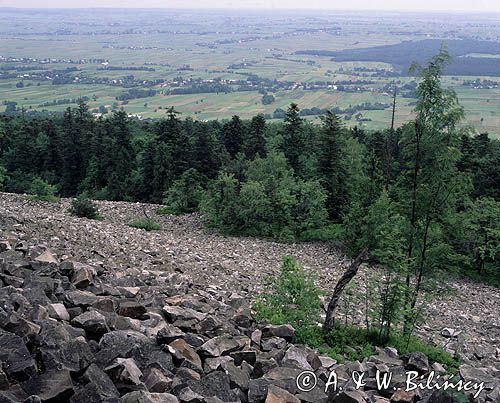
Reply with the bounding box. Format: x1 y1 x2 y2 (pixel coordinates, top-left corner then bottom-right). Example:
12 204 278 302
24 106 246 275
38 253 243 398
0 192 498 402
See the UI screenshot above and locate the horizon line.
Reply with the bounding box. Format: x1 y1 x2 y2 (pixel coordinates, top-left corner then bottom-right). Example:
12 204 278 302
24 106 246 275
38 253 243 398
0 6 499 13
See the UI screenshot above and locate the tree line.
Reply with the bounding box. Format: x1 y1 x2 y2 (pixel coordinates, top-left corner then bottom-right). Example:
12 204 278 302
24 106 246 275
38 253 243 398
0 50 498 335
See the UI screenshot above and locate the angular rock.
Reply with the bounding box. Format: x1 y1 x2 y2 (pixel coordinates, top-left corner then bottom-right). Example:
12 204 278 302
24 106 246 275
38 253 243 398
261 336 287 352
118 286 141 298
282 346 313 371
121 391 179 403
105 357 143 385
48 303 70 321
248 378 271 403
203 356 233 373
71 263 96 289
252 358 278 378
390 390 415 402
118 301 147 319
198 335 245 357
177 387 204 403
3 314 41 341
20 370 73 402
261 324 294 341
65 290 102 308
186 371 237 402
97 330 149 367
70 363 119 402
72 310 109 338
143 367 172 393
162 306 205 323
0 330 37 381
40 337 94 373
319 355 337 369
34 250 58 264
0 240 11 253
440 328 460 338
331 390 367 403
223 361 250 391
156 324 185 345
264 366 302 395
168 339 202 372
91 297 117 313
229 350 257 366
265 385 300 403
403 352 429 374
0 367 9 390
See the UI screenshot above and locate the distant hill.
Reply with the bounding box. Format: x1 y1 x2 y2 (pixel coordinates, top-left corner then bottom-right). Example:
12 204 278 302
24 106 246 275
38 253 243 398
296 39 500 76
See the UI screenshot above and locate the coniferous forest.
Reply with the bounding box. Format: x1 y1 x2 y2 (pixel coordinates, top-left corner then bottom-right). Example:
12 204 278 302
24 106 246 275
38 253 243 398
1 51 499 293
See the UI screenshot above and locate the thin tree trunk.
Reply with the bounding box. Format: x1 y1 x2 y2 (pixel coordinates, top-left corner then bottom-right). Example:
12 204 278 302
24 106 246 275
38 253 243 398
403 121 423 334
390 89 397 132
323 249 367 333
411 215 431 311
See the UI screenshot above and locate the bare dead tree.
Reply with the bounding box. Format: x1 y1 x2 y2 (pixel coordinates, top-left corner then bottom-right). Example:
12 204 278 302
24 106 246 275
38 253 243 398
390 88 397 132
323 249 368 333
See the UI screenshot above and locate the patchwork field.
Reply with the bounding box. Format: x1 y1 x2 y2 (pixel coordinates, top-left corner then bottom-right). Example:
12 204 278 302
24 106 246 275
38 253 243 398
1 8 499 136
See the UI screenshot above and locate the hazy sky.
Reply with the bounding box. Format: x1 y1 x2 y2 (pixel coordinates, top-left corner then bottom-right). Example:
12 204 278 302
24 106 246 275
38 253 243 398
1 0 500 12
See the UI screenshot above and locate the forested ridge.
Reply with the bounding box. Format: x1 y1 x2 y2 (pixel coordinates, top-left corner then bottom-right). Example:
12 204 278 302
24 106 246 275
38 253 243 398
0 51 498 295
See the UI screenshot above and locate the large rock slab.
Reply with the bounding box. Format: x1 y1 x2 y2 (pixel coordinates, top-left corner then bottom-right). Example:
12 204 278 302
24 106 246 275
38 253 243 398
0 330 37 381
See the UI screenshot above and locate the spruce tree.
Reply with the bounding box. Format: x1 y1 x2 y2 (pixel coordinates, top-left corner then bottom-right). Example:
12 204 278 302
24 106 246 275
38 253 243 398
281 103 305 174
244 114 267 159
318 111 348 220
222 115 245 158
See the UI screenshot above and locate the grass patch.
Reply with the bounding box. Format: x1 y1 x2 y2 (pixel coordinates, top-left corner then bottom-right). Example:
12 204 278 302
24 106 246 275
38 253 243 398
30 194 59 203
156 206 175 216
129 217 161 231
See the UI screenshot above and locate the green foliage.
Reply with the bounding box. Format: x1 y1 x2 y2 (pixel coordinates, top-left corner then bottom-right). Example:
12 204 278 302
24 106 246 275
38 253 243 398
0 165 7 190
465 197 499 272
280 103 306 175
200 172 240 233
299 224 344 242
261 93 275 105
318 111 348 220
254 258 458 370
254 256 323 344
69 193 100 219
202 153 328 241
162 168 205 215
129 217 161 231
320 325 459 372
29 177 58 202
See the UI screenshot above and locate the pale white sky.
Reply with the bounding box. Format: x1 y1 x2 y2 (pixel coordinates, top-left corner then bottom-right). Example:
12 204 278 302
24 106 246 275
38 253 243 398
1 0 500 12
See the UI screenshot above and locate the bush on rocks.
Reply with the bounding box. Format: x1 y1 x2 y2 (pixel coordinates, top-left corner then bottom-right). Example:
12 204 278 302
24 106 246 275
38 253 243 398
254 256 322 344
69 193 100 219
129 217 161 231
29 177 58 202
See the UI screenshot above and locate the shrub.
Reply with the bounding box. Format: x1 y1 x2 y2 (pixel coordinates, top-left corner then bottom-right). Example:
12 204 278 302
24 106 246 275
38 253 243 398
162 168 205 215
0 165 6 190
29 177 58 202
254 256 323 344
69 194 100 219
202 153 328 241
129 217 161 231
253 257 459 371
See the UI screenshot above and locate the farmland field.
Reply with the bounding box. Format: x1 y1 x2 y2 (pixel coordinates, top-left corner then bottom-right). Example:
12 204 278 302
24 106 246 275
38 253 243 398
1 8 499 136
